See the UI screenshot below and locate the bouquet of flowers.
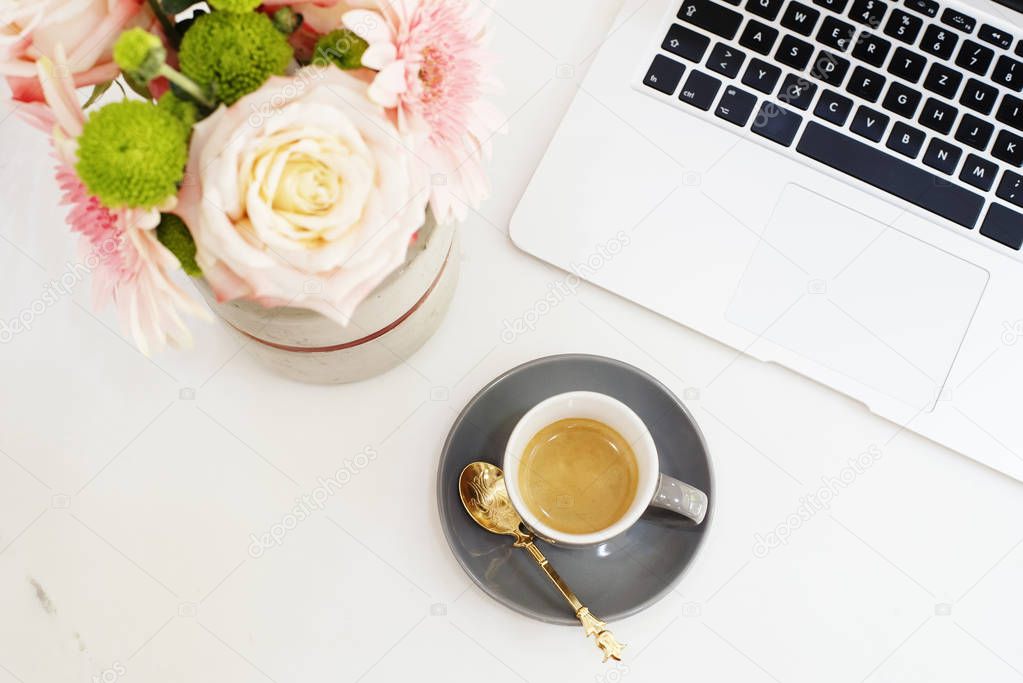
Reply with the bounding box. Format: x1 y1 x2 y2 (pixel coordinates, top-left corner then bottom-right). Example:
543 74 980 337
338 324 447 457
1 0 500 354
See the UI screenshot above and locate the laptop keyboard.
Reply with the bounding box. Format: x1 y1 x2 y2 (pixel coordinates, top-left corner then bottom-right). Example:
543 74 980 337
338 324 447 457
641 0 1023 251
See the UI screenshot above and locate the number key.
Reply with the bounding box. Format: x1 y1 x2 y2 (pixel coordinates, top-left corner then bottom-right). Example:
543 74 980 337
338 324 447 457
849 0 887 28
920 24 958 60
955 40 995 76
992 55 1023 92
883 9 922 43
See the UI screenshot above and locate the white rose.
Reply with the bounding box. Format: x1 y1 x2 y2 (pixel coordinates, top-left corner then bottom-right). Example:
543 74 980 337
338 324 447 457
177 67 429 324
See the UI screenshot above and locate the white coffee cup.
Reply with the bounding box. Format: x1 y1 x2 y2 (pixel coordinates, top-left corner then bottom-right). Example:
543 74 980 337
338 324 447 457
503 391 708 547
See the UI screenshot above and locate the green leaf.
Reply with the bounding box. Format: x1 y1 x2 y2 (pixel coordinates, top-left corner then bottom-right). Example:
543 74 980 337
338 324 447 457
156 214 201 277
121 70 153 99
82 81 114 109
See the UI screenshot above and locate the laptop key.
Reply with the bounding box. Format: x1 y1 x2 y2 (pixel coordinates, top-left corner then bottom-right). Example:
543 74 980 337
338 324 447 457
781 2 821 36
715 85 758 125
707 43 747 78
955 40 995 76
814 88 854 124
643 55 686 94
991 56 1023 92
996 170 1023 208
955 113 994 149
796 121 984 227
887 121 926 157
919 97 958 135
849 0 887 28
814 0 849 13
663 24 712 62
776 35 815 70
979 24 1013 50
811 50 850 85
960 154 997 191
960 78 997 114
678 0 744 40
923 62 962 98
904 0 938 17
884 9 923 43
980 204 1023 249
818 16 856 51
679 70 722 110
941 8 976 34
992 130 1023 166
850 105 891 141
920 24 958 60
739 19 779 55
851 32 892 66
779 73 818 109
747 0 785 21
887 47 926 82
742 58 783 93
996 94 1023 131
751 101 803 145
846 66 886 101
882 81 920 117
922 137 963 174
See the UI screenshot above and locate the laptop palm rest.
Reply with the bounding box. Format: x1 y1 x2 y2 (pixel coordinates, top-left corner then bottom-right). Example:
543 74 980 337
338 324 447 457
725 184 988 411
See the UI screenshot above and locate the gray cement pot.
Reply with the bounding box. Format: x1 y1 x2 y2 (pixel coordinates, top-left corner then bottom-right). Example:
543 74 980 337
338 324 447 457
195 216 458 384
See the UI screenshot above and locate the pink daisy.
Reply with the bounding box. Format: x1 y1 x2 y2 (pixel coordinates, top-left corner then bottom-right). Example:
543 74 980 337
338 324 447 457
35 48 207 355
344 0 504 223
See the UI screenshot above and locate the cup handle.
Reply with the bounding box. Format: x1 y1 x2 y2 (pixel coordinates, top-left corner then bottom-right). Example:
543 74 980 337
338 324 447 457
650 473 708 524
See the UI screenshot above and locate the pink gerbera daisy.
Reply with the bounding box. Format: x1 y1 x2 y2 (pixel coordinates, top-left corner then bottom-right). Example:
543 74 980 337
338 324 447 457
35 48 207 354
344 0 504 223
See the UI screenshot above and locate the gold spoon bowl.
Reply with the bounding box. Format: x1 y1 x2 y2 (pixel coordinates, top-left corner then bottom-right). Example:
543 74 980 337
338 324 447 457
458 461 625 662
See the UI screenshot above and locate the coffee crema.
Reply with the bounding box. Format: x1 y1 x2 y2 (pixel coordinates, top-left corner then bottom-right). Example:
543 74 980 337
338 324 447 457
517 417 639 534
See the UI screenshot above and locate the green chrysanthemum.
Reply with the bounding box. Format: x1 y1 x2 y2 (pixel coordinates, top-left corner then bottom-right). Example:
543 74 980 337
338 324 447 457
76 101 188 209
312 29 368 70
178 11 293 106
113 28 165 81
157 91 198 132
208 0 261 11
156 214 201 276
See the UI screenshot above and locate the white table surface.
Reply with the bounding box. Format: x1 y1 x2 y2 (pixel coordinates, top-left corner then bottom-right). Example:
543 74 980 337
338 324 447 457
2 2 1023 681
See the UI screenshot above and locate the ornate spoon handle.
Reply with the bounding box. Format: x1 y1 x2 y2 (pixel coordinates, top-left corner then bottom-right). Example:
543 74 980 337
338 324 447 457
513 536 625 662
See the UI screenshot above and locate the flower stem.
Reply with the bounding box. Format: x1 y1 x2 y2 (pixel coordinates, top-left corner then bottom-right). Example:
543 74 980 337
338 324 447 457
158 64 215 109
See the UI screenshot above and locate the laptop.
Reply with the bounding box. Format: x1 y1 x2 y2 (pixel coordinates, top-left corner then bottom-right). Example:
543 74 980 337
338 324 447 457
511 0 1023 481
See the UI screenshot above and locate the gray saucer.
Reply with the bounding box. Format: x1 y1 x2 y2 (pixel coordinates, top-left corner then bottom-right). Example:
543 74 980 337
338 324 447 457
436 354 714 624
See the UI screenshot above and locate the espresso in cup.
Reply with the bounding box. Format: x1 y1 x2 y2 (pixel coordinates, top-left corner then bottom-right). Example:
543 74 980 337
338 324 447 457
517 418 639 534
504 391 708 547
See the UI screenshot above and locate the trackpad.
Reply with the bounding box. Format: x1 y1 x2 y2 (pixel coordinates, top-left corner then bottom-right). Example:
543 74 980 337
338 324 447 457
726 185 988 410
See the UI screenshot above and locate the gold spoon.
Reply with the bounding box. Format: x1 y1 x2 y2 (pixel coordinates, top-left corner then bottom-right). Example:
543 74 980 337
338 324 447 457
458 461 625 662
